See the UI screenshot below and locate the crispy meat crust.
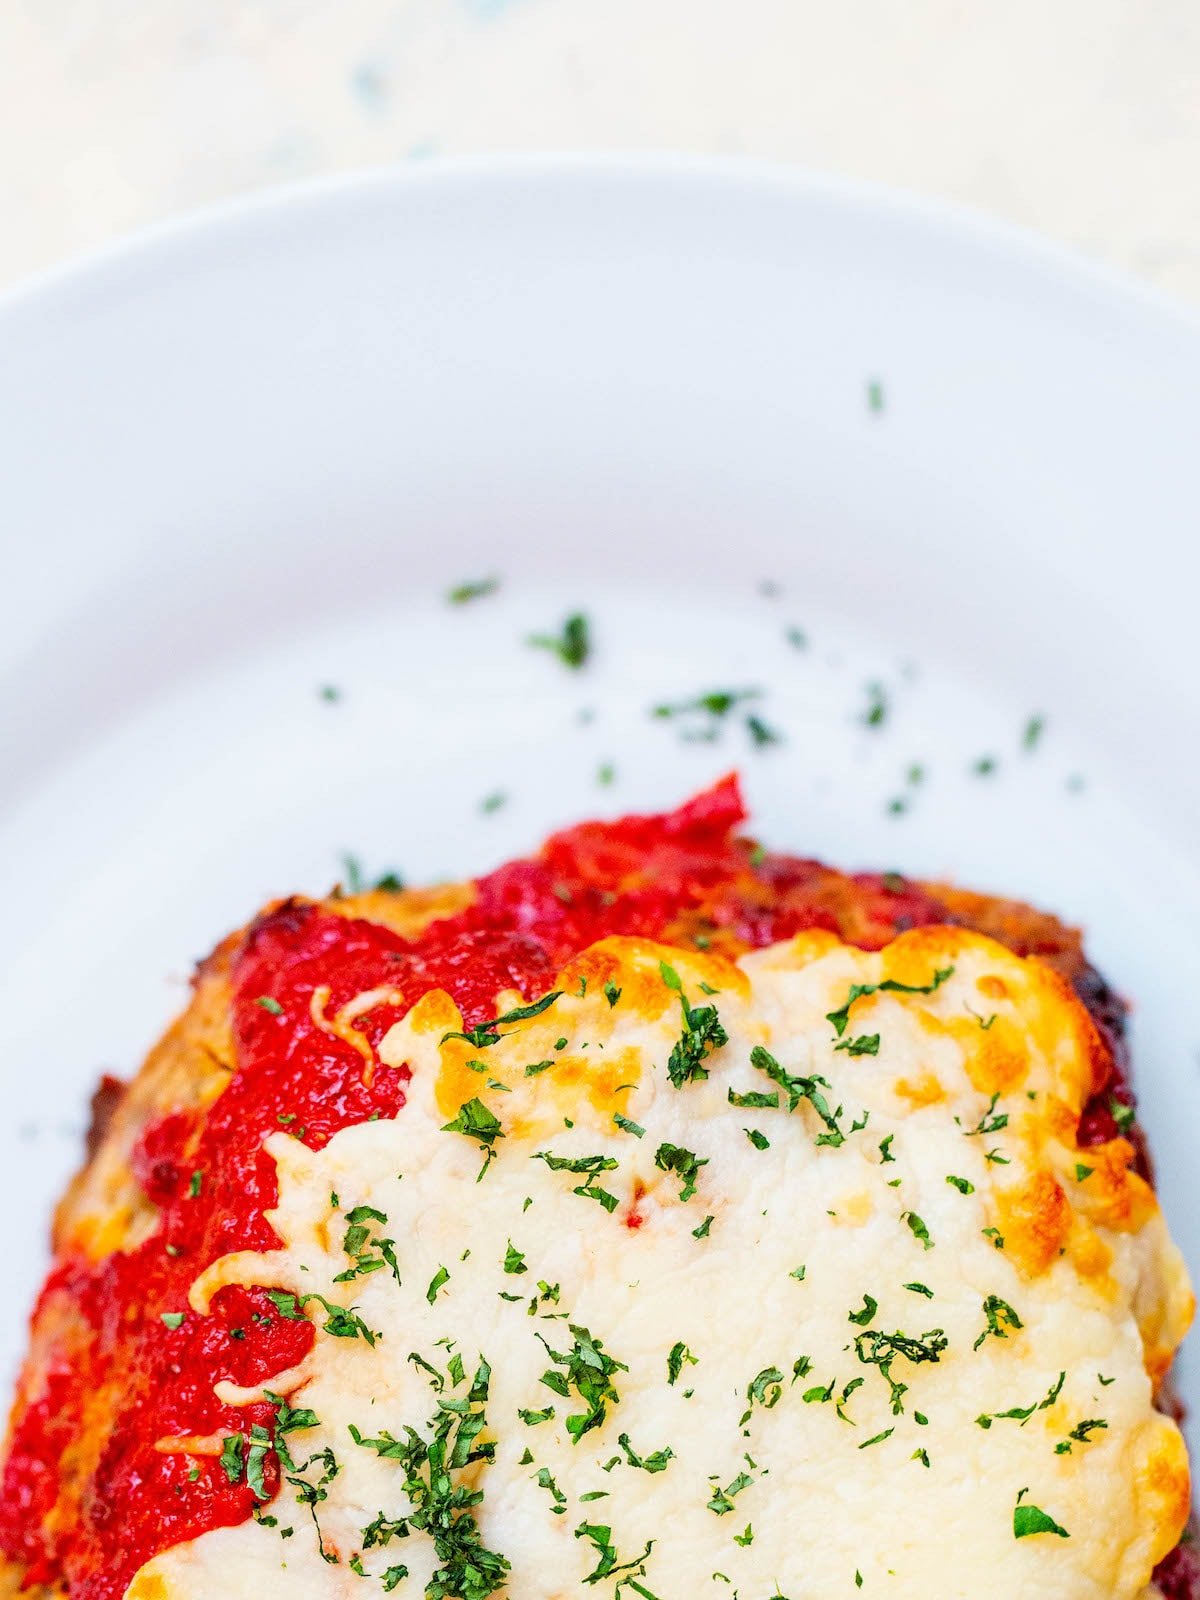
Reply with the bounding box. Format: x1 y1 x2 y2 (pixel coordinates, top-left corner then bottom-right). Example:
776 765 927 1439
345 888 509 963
0 866 1183 1596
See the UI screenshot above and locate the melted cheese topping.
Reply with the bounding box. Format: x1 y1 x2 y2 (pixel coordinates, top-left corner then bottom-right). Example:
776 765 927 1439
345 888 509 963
127 928 1193 1600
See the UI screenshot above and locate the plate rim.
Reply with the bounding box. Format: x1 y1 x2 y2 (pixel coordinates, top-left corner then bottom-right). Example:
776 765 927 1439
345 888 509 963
3 150 1200 346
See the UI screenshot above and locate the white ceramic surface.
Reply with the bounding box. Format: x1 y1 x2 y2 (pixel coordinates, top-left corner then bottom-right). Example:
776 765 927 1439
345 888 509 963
1 160 1198 1436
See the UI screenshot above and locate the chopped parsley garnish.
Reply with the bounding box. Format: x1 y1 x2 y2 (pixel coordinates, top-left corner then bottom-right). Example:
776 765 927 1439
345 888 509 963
529 612 591 670
667 1341 697 1385
1110 1096 1136 1134
442 1097 506 1180
604 981 622 1008
654 1142 709 1201
339 853 405 894
160 1311 185 1330
503 1241 528 1276
1055 1418 1107 1454
539 1325 627 1443
858 1427 894 1449
707 1471 754 1515
973 1294 1023 1352
652 684 764 745
746 713 782 748
848 1294 878 1326
903 1211 933 1250
749 1046 847 1146
573 1521 655 1586
254 996 284 1016
618 1432 674 1474
728 1087 779 1109
862 680 888 728
834 1033 880 1057
351 1356 509 1594
533 1150 620 1213
219 1432 246 1487
335 1203 400 1285
264 1390 320 1472
534 1464 567 1513
443 990 562 1050
612 1112 645 1138
692 1215 714 1239
738 1366 784 1424
1013 1490 1069 1540
659 962 728 1087
448 576 499 605
825 967 954 1038
964 1093 1008 1137
977 1370 1065 1430
265 1288 379 1346
744 1128 770 1150
855 1327 948 1414
945 1174 974 1195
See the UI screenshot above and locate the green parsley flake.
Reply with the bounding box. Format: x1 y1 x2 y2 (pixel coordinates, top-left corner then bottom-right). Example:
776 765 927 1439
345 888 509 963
659 963 729 1088
539 1325 627 1443
825 967 954 1038
448 576 499 605
973 1294 1023 1352
529 612 591 670
612 1112 645 1138
426 1265 450 1305
834 1033 880 1057
1013 1494 1069 1540
667 1341 697 1386
654 1142 709 1202
441 1097 506 1180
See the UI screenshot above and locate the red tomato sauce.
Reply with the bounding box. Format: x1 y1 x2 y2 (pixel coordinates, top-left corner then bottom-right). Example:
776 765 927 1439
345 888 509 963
0 776 1147 1596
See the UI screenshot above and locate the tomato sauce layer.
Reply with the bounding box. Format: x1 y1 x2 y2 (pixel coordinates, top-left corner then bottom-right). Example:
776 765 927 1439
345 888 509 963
0 776 1142 1597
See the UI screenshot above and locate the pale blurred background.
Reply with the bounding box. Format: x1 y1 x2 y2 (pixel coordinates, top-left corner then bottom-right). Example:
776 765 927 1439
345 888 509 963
3 0 1200 301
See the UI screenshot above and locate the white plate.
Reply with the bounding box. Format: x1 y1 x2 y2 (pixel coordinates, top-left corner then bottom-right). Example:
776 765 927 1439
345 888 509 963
1 157 1198 1434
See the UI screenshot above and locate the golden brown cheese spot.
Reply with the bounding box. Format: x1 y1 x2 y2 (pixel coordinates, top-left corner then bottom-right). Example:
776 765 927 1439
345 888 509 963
893 1072 946 1108
126 1574 170 1600
962 1016 1030 1098
1026 960 1110 1108
976 974 1011 1001
995 1169 1072 1277
531 1045 643 1126
1065 1216 1116 1287
880 924 965 986
1071 1139 1158 1234
1136 1419 1192 1566
840 1189 874 1225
